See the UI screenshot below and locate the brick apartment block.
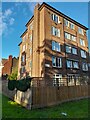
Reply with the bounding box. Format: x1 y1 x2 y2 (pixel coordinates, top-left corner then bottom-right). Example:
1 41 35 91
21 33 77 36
18 3 89 83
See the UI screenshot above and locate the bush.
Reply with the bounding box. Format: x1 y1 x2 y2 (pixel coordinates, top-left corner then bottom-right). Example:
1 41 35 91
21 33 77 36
16 79 30 92
8 80 16 91
8 78 31 92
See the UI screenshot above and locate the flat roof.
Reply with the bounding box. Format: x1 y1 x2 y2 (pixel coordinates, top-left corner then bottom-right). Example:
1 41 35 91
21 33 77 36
18 41 22 46
38 2 88 30
20 29 28 38
25 16 34 27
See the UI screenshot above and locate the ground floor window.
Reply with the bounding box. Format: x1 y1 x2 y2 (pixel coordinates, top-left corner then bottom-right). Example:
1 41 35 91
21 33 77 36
67 74 80 86
53 74 62 86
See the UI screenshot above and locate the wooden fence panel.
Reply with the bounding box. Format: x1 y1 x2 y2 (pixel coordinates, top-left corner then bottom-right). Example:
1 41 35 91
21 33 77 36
32 85 90 109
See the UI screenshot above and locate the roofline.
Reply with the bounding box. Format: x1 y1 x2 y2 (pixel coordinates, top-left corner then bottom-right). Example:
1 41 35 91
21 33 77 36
18 42 22 46
20 29 28 38
38 2 88 30
25 15 34 27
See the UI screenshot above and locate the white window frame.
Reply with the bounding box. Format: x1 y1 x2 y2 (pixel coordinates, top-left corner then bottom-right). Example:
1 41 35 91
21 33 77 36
22 45 25 52
21 66 25 73
80 39 85 46
51 14 59 23
52 56 62 68
82 62 88 71
52 41 61 52
67 60 72 68
64 19 69 27
70 22 75 30
78 27 84 35
51 26 60 37
73 61 79 69
72 48 77 55
30 34 32 41
65 32 70 40
71 35 76 41
80 50 86 58
66 45 71 53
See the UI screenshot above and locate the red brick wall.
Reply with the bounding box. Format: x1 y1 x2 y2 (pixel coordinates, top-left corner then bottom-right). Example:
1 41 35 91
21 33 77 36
2 55 13 75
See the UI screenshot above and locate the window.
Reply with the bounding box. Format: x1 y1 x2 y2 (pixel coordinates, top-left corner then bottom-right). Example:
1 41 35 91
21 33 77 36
80 39 85 46
22 55 25 62
30 22 33 30
52 41 61 52
30 61 32 68
30 34 32 41
52 56 62 68
65 32 70 39
30 48 32 55
73 61 79 68
26 43 27 49
80 50 86 58
53 74 62 86
66 45 71 53
67 60 72 68
67 60 79 69
70 23 74 29
22 45 25 52
82 62 88 71
72 48 77 55
52 56 56 67
51 26 60 37
51 14 58 23
64 19 69 27
21 66 25 73
71 35 76 41
78 27 84 35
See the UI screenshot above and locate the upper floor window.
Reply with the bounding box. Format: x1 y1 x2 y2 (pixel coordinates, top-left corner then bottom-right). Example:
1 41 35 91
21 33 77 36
51 26 60 37
30 48 32 55
71 35 76 41
64 19 69 27
21 55 25 62
22 45 25 52
70 23 75 30
67 60 72 68
73 61 79 68
51 14 58 23
66 45 71 53
52 56 62 68
30 60 32 68
72 48 77 55
80 39 85 46
30 34 32 41
21 66 25 73
65 32 70 40
78 27 84 35
67 60 79 69
80 50 86 58
52 41 61 52
82 62 88 71
30 22 33 30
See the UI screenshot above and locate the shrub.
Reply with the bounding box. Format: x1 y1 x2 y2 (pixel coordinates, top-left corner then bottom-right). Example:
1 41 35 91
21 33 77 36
8 77 31 92
8 80 16 91
16 79 30 92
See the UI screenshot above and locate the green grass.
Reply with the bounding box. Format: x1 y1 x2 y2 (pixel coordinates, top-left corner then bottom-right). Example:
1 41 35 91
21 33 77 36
2 94 90 119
